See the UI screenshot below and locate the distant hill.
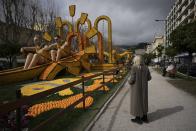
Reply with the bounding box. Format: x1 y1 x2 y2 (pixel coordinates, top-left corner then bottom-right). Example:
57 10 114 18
115 42 149 53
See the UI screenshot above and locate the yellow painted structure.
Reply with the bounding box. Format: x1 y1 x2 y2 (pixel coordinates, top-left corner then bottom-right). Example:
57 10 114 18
80 13 88 24
85 27 104 63
75 15 92 50
91 63 117 70
85 27 98 39
94 15 113 63
69 5 76 17
21 77 80 96
66 32 83 51
43 32 52 42
117 51 132 60
0 5 118 86
39 59 81 80
0 64 50 85
104 50 132 63
55 17 73 38
75 18 92 32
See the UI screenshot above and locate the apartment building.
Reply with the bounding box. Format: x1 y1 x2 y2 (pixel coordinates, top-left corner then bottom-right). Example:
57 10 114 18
165 0 196 46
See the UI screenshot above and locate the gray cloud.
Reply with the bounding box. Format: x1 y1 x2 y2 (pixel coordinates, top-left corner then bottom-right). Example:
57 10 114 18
57 0 174 45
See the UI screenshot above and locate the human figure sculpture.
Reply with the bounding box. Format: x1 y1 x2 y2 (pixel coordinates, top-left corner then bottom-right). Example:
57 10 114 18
21 35 51 69
55 40 71 61
44 35 71 62
48 35 63 61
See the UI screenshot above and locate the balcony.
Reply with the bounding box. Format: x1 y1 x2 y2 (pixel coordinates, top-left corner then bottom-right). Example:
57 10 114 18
177 0 189 12
188 9 194 15
176 2 191 21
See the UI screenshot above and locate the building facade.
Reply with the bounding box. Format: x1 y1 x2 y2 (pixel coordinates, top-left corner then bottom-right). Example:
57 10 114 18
165 0 196 46
146 36 164 55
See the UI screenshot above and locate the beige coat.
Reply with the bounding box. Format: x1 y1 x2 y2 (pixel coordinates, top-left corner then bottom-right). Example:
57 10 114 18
129 65 151 117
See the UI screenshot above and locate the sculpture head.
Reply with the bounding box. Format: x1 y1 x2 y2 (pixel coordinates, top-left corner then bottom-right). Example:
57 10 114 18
33 35 40 45
54 35 61 43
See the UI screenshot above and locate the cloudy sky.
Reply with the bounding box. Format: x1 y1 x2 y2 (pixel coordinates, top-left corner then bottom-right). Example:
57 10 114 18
57 0 175 45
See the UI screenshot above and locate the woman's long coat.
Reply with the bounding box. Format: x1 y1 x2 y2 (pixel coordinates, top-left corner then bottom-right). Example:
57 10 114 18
129 65 151 117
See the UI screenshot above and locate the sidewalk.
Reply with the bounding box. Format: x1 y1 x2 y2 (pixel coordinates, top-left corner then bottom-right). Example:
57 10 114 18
90 68 196 131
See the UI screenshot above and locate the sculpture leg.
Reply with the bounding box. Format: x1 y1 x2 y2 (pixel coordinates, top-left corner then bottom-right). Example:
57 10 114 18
56 49 66 61
28 54 40 69
24 53 33 69
50 50 57 61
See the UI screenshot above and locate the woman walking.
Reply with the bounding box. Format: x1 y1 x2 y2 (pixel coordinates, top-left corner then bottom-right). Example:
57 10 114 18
129 55 151 124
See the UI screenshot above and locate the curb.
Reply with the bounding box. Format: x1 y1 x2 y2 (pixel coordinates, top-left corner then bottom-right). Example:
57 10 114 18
84 71 131 131
177 71 196 79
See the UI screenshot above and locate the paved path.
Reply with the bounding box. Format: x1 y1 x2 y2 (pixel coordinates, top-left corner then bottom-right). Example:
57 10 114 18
90 68 196 131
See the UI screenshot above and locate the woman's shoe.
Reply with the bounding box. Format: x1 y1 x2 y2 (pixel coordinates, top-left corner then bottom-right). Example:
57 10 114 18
131 117 143 124
141 115 149 123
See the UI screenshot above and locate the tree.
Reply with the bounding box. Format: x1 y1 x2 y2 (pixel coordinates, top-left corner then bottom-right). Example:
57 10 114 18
169 21 196 76
0 43 21 67
156 45 164 64
143 52 156 65
165 45 177 60
0 0 60 68
169 21 196 63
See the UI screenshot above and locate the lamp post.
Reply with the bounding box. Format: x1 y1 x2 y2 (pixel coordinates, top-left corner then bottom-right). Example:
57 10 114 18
155 19 167 75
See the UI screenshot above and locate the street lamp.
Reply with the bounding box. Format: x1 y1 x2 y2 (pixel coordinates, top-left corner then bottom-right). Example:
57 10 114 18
154 19 167 47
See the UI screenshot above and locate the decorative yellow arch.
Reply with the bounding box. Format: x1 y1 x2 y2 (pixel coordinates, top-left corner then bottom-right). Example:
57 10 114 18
94 15 112 63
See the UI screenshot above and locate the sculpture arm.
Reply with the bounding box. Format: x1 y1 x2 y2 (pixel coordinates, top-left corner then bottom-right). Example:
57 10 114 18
20 47 36 54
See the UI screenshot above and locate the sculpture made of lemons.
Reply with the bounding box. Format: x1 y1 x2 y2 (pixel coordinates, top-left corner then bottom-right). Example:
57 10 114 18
26 93 94 117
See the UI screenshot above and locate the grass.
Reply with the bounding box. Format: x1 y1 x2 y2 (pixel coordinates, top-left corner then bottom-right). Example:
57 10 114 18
167 79 196 97
153 67 196 79
0 80 35 103
153 67 196 97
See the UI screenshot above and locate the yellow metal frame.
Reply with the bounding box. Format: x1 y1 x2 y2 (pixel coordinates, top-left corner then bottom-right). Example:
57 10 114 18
94 15 113 63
